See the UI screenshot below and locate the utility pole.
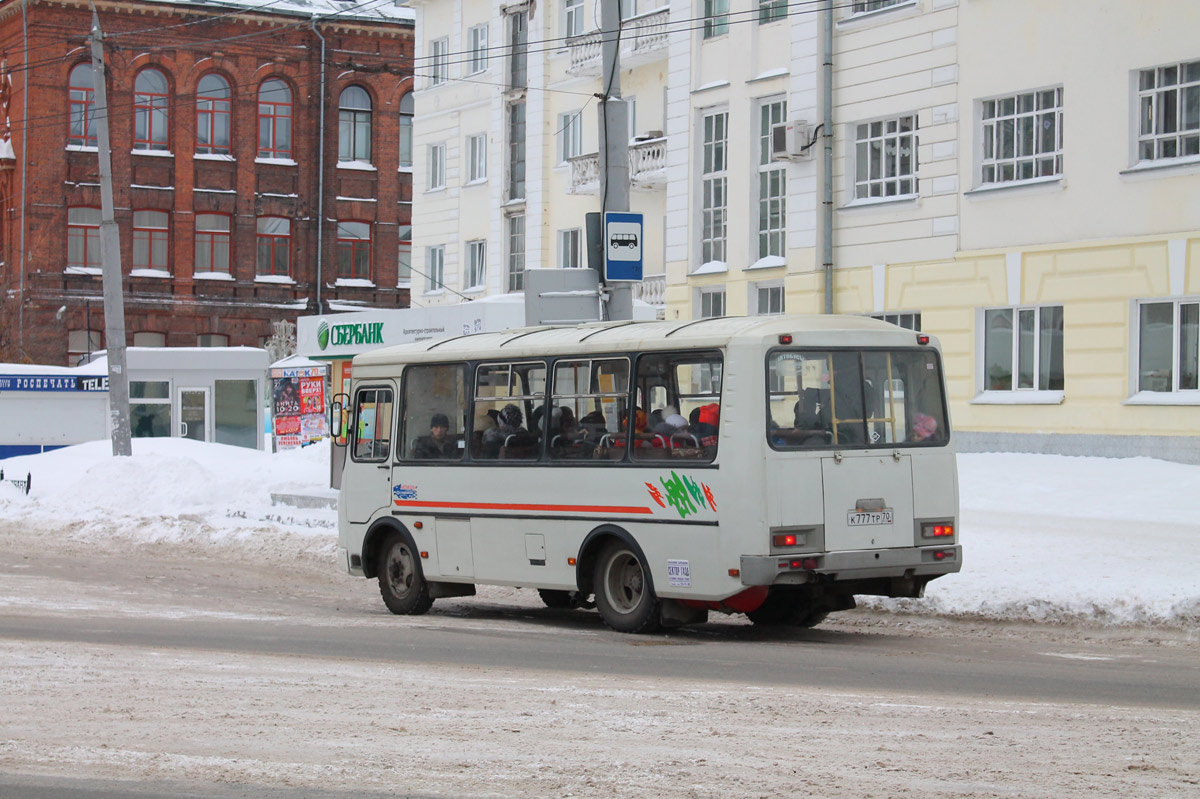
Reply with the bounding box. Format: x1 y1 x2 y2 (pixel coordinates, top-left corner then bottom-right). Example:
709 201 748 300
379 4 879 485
90 9 132 456
598 0 632 321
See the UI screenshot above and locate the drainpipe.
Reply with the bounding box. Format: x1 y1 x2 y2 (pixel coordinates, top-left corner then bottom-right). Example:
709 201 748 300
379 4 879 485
822 0 834 314
312 19 326 315
18 0 28 353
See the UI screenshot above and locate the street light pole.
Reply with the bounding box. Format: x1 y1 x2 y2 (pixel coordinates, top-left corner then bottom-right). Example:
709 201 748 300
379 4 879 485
89 9 131 456
598 0 632 321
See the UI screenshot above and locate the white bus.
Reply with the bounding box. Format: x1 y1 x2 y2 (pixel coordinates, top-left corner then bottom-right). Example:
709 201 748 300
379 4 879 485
334 315 959 633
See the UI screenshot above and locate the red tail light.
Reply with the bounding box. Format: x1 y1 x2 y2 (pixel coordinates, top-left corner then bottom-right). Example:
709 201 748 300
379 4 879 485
773 533 798 547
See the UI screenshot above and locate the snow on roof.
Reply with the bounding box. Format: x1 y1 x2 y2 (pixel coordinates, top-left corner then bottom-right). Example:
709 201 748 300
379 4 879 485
137 0 414 25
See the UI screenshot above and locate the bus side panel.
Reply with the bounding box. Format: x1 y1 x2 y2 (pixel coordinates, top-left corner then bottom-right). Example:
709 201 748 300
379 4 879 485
911 449 959 527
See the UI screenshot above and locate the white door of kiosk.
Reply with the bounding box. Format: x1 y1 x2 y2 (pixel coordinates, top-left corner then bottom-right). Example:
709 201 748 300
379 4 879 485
179 388 211 442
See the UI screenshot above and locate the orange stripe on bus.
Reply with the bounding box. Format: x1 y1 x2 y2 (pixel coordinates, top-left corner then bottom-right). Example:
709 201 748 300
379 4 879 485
392 500 655 515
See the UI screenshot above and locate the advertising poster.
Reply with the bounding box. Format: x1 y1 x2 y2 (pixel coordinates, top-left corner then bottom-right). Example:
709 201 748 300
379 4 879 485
270 364 328 451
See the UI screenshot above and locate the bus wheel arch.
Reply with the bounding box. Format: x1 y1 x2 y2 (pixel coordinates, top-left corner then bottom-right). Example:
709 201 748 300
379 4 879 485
375 526 434 616
362 518 411 580
579 526 662 634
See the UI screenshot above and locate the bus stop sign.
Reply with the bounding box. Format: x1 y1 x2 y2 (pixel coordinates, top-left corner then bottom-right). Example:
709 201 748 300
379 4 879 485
604 211 643 282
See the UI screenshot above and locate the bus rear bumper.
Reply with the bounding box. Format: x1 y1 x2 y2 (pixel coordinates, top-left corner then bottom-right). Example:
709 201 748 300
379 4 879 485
740 545 962 588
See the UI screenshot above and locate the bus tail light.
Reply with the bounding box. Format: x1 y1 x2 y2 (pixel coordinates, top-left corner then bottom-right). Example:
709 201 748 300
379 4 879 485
779 557 819 571
778 334 793 345
933 550 955 561
773 533 798 547
917 334 930 345
922 522 954 539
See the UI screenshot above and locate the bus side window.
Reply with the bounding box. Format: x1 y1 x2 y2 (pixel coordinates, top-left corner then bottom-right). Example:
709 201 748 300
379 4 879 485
352 387 394 461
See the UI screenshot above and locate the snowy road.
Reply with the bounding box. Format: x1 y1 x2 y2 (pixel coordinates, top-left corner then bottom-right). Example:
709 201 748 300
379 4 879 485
2 525 1199 798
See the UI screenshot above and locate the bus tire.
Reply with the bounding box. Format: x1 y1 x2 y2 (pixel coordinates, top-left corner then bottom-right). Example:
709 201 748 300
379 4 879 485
593 541 661 634
378 530 433 616
538 589 581 609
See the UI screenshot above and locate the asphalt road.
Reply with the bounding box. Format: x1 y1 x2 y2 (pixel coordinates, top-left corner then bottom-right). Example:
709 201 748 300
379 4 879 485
1 549 1197 711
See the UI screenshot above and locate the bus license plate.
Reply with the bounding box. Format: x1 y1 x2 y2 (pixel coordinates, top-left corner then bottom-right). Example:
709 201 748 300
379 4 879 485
847 509 893 526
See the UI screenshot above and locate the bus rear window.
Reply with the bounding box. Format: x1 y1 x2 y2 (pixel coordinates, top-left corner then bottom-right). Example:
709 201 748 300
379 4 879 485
767 349 947 449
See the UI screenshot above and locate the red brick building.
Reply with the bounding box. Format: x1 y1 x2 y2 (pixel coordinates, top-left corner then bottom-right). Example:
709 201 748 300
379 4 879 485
0 0 414 364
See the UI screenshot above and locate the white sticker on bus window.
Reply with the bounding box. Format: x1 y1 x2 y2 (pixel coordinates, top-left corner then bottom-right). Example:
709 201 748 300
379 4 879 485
667 559 691 587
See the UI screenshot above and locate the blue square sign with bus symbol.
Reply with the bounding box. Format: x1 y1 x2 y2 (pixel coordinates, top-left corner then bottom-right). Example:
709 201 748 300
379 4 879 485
604 211 643 282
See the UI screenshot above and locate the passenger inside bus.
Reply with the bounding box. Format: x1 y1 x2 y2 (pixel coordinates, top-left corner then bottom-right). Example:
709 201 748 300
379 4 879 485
411 413 456 459
480 403 536 459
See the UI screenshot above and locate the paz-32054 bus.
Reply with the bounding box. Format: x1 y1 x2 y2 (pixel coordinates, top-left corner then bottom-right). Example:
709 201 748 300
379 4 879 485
334 315 960 633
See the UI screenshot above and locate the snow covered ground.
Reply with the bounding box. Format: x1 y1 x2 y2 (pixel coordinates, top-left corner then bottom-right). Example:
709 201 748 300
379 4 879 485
0 439 1196 628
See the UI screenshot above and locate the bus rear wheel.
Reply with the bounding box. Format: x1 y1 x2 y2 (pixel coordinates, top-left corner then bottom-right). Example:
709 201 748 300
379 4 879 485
378 531 433 616
593 541 661 634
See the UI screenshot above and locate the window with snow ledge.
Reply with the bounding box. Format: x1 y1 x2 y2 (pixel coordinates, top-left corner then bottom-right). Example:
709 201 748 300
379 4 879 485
337 160 377 172
195 272 235 281
195 153 235 162
334 277 376 288
254 274 296 285
976 305 1065 395
130 269 171 279
691 261 727 276
254 158 296 167
747 255 786 270
1131 298 1199 396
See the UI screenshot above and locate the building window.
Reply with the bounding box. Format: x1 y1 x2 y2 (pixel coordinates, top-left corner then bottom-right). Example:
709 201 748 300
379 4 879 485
758 99 787 259
338 86 372 164
336 221 372 281
1137 299 1199 392
700 288 726 319
756 284 785 315
1137 59 1200 162
133 332 166 347
429 143 446 189
508 10 528 90
564 0 584 37
194 213 231 275
507 214 526 292
466 240 487 289
759 0 786 24
196 73 231 156
256 217 291 277
983 305 1064 391
398 93 414 168
468 24 489 74
558 228 582 268
257 79 293 160
68 63 96 147
430 38 449 86
981 88 1063 184
68 329 102 366
397 225 412 286
468 134 487 182
871 311 922 331
132 210 169 272
558 110 583 163
853 0 904 12
133 68 170 151
67 207 101 270
508 101 526 200
855 114 918 199
198 334 229 347
426 245 445 291
704 0 729 39
701 110 728 265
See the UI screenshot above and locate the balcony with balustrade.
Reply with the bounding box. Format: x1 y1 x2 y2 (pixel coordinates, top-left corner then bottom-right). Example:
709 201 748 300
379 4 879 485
566 6 670 77
567 136 667 195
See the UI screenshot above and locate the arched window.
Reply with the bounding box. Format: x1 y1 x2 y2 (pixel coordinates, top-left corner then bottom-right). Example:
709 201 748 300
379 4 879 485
133 68 170 151
256 217 291 277
196 73 231 155
338 86 372 163
258 79 293 160
398 92 414 168
336 220 372 280
68 64 96 147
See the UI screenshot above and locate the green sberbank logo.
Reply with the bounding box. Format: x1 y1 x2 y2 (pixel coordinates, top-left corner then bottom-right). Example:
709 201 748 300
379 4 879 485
318 319 384 349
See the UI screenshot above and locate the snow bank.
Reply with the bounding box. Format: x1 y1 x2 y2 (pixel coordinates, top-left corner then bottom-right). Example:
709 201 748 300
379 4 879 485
1 442 1197 627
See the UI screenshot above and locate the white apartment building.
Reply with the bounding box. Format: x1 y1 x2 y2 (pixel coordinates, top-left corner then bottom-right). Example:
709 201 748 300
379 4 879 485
407 0 1199 461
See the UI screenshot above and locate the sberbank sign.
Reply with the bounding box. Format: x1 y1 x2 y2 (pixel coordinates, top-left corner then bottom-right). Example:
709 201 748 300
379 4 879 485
316 319 385 350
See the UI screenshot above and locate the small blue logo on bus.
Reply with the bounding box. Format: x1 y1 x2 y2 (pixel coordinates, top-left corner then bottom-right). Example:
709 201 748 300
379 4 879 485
393 485 418 500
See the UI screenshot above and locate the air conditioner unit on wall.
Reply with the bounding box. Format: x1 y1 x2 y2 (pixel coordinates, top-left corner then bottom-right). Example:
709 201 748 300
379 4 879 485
770 120 813 161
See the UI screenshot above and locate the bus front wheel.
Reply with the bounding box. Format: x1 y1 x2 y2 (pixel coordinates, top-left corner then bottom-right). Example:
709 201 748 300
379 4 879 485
593 541 661 634
378 531 434 616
